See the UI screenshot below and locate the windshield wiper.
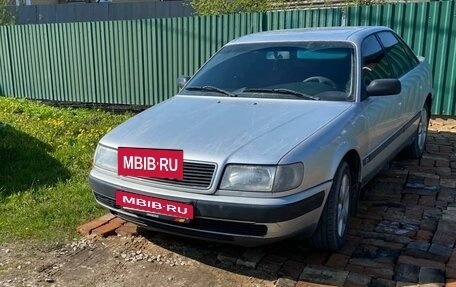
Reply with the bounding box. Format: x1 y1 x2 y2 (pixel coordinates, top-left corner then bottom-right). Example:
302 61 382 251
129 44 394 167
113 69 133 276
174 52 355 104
185 86 237 97
243 88 319 101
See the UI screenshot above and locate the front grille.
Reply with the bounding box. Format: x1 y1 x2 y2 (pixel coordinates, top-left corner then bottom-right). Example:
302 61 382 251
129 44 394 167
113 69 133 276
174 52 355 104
141 161 216 189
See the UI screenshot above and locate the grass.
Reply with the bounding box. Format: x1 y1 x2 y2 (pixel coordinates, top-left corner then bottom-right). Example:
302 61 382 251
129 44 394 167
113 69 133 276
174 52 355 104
0 97 133 244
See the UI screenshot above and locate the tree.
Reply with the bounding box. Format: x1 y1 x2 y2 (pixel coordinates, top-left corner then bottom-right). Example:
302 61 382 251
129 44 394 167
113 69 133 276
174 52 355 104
0 0 13 25
191 0 280 15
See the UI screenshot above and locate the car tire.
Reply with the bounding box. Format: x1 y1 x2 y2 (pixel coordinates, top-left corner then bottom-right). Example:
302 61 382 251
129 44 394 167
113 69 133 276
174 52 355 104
310 161 351 250
403 105 430 159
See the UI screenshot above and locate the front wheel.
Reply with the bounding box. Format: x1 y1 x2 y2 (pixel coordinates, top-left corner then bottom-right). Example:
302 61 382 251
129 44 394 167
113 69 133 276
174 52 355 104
403 105 430 158
310 161 352 250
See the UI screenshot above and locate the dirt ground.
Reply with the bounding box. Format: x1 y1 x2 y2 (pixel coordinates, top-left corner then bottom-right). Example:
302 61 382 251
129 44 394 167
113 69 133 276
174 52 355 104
1 117 455 287
0 233 277 287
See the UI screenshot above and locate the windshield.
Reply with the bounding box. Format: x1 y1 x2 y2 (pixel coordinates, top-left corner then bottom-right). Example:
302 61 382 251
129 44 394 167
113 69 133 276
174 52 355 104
182 41 355 101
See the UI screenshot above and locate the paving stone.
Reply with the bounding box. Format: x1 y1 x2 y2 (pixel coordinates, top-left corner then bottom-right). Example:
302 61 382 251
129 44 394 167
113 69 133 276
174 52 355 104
405 182 439 192
404 241 430 258
424 177 440 185
338 236 361 257
404 206 424 221
442 209 456 222
344 264 364 273
417 283 444 287
428 243 452 262
352 244 378 259
301 252 330 266
217 246 244 265
275 278 297 287
446 266 456 279
266 242 312 263
299 265 348 286
440 178 456 188
236 248 266 269
438 191 455 202
435 201 448 208
357 231 412 245
420 219 438 232
325 253 350 269
448 249 456 263
361 239 387 247
394 264 419 283
257 254 287 274
363 267 394 280
434 167 452 176
374 221 417 236
358 238 403 250
349 258 390 269
423 208 442 221
369 278 396 287
91 217 126 237
418 267 445 284
397 255 445 271
409 171 440 180
395 282 419 287
295 281 330 287
344 272 371 286
432 220 456 247
432 230 454 247
419 195 437 207
278 260 306 280
77 213 116 235
375 247 401 265
415 230 433 242
115 222 138 237
402 194 419 205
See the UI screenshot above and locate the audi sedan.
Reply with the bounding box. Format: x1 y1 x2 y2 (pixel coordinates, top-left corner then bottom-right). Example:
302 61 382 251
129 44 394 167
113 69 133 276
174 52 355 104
89 26 433 250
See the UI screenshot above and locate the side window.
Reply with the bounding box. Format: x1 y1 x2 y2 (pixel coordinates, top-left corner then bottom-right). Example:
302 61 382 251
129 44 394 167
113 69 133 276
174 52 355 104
377 32 416 78
361 35 392 86
397 36 419 67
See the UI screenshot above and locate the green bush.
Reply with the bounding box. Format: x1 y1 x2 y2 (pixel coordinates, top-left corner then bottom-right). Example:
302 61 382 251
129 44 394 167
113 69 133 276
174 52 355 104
191 0 280 15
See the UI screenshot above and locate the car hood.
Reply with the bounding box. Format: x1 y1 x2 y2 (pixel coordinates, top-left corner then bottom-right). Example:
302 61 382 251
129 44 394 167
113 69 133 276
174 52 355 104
100 95 351 165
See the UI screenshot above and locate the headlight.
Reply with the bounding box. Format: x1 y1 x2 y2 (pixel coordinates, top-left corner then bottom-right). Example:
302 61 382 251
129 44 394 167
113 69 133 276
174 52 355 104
220 163 303 192
93 145 118 172
220 165 276 192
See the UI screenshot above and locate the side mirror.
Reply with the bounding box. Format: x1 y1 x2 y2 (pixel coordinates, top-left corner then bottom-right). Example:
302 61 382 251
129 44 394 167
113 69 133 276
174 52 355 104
366 79 401 96
178 75 190 89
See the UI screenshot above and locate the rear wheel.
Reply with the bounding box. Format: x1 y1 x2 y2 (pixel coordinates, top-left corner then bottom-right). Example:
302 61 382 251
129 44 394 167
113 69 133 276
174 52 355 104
310 161 351 250
403 105 430 158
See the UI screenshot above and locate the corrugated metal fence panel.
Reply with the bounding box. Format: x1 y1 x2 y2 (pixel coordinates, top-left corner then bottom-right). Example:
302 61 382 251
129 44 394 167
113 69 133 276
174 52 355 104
347 1 456 115
0 2 455 114
141 13 264 103
0 28 13 96
262 8 343 30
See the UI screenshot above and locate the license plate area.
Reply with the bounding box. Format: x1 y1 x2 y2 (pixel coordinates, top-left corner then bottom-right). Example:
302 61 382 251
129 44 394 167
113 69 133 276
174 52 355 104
115 190 194 222
117 147 183 180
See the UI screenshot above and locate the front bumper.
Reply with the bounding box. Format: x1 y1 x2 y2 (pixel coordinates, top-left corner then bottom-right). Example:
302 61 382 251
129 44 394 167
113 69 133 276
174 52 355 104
89 169 331 246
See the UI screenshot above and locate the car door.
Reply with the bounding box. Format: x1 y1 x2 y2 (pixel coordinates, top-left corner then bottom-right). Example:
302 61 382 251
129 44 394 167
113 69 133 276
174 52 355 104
377 31 424 126
358 33 404 179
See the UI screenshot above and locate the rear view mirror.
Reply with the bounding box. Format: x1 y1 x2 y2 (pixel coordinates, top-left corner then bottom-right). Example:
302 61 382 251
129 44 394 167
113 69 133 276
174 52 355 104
178 75 190 88
366 79 401 96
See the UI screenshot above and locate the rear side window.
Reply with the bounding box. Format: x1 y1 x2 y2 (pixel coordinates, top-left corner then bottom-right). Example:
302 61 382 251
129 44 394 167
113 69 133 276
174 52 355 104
377 32 417 78
361 35 392 86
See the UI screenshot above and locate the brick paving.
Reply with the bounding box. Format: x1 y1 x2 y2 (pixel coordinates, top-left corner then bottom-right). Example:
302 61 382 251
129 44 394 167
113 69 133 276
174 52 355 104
79 117 456 286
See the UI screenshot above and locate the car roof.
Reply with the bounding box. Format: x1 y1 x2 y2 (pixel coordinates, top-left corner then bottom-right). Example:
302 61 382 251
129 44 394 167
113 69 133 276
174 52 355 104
227 26 392 45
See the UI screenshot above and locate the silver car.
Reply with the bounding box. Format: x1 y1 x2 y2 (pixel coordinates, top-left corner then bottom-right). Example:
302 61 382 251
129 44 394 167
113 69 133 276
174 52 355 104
89 26 433 250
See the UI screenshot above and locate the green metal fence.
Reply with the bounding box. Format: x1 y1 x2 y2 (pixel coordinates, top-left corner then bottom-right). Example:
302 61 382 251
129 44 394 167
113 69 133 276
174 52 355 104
0 1 455 115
